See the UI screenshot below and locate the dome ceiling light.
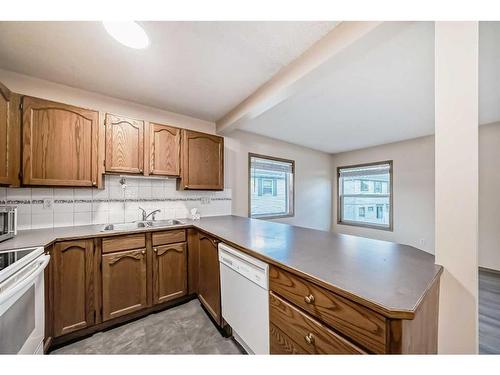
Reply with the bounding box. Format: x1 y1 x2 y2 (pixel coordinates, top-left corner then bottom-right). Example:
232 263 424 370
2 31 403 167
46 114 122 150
103 21 150 49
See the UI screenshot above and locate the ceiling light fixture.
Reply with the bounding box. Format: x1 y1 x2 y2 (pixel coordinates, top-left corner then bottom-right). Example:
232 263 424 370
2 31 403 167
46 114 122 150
103 21 150 49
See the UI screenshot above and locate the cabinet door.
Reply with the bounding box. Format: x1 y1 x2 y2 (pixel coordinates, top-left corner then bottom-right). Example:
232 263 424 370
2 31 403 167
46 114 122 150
53 240 95 337
102 248 148 321
22 97 99 187
180 130 224 190
152 242 187 304
0 82 20 186
148 123 180 176
105 113 144 174
198 234 222 325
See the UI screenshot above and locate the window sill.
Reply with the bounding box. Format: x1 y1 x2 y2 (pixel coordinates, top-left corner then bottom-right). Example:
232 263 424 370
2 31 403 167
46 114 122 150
337 220 393 232
250 213 295 220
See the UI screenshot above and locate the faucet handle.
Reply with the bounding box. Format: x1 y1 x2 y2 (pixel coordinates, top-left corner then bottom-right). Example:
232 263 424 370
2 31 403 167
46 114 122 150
152 209 161 221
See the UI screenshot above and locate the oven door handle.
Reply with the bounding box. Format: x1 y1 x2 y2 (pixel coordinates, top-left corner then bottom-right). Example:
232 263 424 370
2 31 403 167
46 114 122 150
0 255 50 305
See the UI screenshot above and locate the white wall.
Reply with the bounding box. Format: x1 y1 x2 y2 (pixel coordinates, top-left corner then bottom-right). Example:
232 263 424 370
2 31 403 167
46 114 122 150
0 68 215 133
331 122 500 271
434 21 478 354
331 135 435 253
479 122 500 270
0 69 334 231
225 130 333 231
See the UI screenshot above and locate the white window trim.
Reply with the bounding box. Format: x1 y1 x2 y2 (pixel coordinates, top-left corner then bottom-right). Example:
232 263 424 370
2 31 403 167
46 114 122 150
337 160 393 231
248 153 295 220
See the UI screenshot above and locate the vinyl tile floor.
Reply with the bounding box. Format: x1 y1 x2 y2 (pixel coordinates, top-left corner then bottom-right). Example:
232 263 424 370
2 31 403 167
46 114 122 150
51 300 244 355
479 269 500 354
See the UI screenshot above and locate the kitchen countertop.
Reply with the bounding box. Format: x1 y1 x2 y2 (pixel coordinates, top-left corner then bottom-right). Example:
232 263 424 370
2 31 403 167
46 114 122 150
0 215 442 319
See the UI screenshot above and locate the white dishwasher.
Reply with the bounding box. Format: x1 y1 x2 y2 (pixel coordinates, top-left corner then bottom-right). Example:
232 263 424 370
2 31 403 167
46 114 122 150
218 243 269 354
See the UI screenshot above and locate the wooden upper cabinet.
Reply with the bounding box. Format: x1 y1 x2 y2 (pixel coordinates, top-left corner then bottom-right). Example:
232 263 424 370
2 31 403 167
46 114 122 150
52 240 95 337
102 248 149 321
0 82 20 186
179 129 224 190
22 97 99 187
198 233 222 325
0 82 17 186
152 242 187 304
147 123 181 176
105 113 144 174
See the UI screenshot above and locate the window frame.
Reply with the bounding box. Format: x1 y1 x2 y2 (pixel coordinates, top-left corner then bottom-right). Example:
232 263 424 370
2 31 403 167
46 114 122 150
337 160 393 231
248 153 295 220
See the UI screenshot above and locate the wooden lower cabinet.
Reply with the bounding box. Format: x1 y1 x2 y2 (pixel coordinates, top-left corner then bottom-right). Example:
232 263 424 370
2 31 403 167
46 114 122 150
269 265 440 354
102 248 149 321
269 292 365 354
269 265 386 353
52 240 96 337
153 243 187 304
198 233 222 325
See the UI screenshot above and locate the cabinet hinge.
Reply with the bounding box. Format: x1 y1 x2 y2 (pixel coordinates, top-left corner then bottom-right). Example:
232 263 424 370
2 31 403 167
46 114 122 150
19 101 23 111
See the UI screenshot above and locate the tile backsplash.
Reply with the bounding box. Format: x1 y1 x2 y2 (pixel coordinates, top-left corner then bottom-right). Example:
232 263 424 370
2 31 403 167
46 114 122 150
0 175 232 230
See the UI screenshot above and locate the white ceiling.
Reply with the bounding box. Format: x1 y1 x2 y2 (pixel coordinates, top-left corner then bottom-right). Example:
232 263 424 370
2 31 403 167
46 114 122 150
239 21 500 154
239 22 436 153
1 21 498 154
0 21 337 121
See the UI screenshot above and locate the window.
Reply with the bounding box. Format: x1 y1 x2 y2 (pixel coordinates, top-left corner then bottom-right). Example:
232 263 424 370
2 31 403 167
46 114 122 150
376 204 383 219
337 161 392 230
249 153 294 219
261 179 275 196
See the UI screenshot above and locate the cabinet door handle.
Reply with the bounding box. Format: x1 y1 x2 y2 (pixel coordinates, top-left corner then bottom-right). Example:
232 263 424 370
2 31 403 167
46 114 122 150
304 333 315 345
304 294 315 304
141 250 146 255
153 248 157 253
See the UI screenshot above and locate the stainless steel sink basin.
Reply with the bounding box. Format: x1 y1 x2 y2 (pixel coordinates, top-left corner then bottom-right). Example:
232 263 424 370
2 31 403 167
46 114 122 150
101 219 184 232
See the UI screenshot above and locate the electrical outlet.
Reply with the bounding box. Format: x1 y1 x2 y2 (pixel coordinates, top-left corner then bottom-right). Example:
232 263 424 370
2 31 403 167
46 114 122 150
201 197 211 205
419 238 426 246
43 199 53 209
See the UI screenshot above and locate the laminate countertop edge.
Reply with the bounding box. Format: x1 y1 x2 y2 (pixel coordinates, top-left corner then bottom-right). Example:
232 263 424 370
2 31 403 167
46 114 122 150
0 216 443 320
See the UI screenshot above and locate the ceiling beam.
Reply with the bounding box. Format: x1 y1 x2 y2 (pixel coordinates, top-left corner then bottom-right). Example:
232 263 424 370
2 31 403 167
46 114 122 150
216 21 383 135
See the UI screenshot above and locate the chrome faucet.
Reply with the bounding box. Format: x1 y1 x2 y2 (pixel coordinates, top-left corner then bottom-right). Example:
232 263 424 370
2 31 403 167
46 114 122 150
138 207 161 221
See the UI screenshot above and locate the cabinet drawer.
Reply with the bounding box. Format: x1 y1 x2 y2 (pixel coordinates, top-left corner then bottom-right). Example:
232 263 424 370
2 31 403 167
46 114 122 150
152 230 186 246
269 266 386 353
102 234 146 254
270 292 365 354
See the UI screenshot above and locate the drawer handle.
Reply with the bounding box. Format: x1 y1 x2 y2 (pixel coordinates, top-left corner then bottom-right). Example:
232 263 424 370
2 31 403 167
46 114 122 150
304 333 315 345
154 248 157 253
304 294 315 304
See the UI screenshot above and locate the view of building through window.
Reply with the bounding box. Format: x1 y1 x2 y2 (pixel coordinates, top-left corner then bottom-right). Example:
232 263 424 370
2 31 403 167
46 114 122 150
338 161 392 229
249 154 294 219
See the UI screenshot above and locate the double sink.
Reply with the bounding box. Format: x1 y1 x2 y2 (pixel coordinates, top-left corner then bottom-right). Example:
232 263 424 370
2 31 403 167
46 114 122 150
101 219 185 232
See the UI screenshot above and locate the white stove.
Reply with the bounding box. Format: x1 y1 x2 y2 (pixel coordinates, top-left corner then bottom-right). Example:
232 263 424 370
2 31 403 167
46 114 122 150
0 246 49 354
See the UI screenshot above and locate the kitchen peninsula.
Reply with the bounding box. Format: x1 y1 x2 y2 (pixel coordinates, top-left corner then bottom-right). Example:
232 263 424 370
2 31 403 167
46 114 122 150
0 215 442 354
